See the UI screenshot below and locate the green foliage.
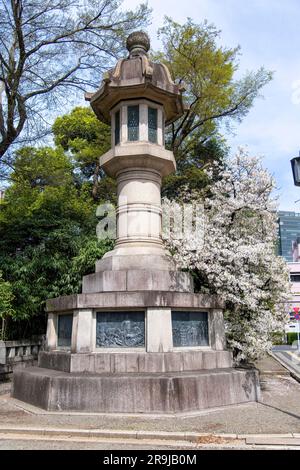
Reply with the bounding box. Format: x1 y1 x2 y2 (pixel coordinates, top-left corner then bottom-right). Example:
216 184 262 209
0 271 15 320
162 137 227 199
0 146 93 253
0 236 113 322
52 107 116 202
0 271 15 340
286 333 299 346
59 238 115 296
0 145 112 338
271 331 285 345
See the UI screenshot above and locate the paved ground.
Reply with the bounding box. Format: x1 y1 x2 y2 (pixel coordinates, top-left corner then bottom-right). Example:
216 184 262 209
272 346 300 377
255 354 290 375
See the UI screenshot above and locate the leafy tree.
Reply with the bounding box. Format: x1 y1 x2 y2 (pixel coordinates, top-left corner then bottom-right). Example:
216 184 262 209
155 17 272 196
0 0 150 158
52 107 115 201
0 145 112 338
0 146 92 251
162 137 227 199
163 149 290 363
0 271 15 339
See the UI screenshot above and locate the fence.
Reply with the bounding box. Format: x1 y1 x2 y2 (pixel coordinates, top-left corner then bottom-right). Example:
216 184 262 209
0 337 44 379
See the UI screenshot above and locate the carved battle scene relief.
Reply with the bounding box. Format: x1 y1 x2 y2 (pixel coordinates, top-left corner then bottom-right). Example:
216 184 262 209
96 311 145 348
172 311 209 347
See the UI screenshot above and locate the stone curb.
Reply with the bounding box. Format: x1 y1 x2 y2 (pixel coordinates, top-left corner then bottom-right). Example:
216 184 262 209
0 427 235 442
0 426 299 444
245 437 300 446
269 352 300 383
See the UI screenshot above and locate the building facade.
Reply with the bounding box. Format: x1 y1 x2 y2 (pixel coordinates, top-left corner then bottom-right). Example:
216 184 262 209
278 211 300 262
277 212 300 335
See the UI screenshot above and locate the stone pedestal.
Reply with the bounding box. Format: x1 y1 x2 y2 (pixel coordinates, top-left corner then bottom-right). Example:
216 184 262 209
12 291 261 412
13 366 259 413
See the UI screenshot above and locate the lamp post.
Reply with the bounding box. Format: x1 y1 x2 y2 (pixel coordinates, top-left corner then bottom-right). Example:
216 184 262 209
293 308 300 353
291 153 300 186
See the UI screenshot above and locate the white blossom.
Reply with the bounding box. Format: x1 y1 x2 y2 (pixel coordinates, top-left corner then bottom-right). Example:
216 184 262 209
163 147 290 363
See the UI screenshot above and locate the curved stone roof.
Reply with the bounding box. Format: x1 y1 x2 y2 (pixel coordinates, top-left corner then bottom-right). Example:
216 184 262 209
85 32 184 125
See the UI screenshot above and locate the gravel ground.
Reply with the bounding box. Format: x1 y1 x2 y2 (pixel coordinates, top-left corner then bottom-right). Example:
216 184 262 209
0 374 300 434
0 380 11 395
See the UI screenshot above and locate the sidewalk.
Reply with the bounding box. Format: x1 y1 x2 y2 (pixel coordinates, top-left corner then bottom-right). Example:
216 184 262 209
1 425 300 449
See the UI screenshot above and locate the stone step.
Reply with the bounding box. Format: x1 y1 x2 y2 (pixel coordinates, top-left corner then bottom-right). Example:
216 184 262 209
38 350 233 374
82 269 194 294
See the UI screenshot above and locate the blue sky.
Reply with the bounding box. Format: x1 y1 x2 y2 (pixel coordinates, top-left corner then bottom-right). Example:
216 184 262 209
124 0 300 211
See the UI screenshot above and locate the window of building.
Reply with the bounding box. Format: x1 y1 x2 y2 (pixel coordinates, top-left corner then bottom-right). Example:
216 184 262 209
291 273 300 282
148 107 157 143
127 105 139 141
57 314 73 347
114 110 120 145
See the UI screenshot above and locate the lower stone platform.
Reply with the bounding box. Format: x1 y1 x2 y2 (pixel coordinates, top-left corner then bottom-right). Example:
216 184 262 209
38 350 233 373
12 366 260 413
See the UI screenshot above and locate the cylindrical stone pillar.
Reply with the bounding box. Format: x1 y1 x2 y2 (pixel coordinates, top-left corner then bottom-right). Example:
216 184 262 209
116 168 162 248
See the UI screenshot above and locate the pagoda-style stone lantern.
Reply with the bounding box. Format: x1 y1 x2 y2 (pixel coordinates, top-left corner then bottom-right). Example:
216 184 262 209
12 32 260 413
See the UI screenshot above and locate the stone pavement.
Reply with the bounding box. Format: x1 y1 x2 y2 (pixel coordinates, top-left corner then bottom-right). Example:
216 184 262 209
255 354 290 375
271 348 300 380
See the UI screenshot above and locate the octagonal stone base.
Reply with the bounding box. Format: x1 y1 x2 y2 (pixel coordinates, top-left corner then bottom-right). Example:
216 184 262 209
13 290 260 414
12 366 260 413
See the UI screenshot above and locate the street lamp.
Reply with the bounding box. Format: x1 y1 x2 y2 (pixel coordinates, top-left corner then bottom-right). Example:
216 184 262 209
292 307 300 353
291 153 300 186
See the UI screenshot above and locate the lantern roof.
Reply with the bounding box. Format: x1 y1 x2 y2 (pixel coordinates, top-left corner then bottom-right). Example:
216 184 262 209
85 31 185 125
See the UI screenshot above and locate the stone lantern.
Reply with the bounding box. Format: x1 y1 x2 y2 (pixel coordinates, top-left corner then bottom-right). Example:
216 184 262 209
13 32 260 413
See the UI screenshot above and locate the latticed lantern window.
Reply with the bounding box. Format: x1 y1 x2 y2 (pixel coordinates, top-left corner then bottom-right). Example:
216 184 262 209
127 105 139 141
114 110 120 145
148 107 157 143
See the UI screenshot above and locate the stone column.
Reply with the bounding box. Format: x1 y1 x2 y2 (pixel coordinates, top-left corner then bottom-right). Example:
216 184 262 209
0 341 6 365
157 109 163 146
116 168 162 249
139 103 148 141
71 309 93 353
46 313 57 351
209 309 226 350
146 308 173 352
121 105 127 142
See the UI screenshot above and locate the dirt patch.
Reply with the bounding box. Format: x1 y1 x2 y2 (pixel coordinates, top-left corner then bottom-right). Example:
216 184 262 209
0 410 27 418
197 434 240 445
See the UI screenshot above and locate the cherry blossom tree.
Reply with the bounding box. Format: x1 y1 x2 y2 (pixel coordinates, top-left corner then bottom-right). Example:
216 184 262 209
163 148 290 363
